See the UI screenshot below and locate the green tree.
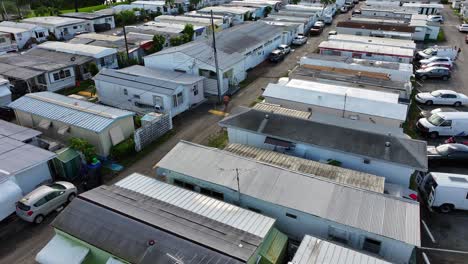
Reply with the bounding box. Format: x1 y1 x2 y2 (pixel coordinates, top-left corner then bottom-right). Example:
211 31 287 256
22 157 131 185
178 5 184 14
189 0 201 9
320 0 336 7
115 10 137 26
88 63 99 76
169 36 184 46
264 6 272 17
182 24 194 42
151 34 166 53
70 138 97 164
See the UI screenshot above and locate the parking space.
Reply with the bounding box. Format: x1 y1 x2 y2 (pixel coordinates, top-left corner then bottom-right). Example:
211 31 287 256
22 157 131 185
414 6 468 264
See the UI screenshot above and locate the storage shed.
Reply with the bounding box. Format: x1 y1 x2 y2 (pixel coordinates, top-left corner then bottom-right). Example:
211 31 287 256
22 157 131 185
94 66 205 117
219 107 428 186
37 173 288 264
9 92 135 157
155 141 421 264
262 78 408 129
289 235 391 264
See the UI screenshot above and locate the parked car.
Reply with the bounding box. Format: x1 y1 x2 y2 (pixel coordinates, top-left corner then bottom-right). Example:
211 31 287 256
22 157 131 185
277 44 291 54
352 9 361 15
427 15 444 23
340 6 349 13
269 49 285 62
427 143 468 163
417 172 468 213
416 90 468 106
315 21 325 28
419 56 453 65
292 35 308 45
16 182 77 224
420 107 458 118
417 112 468 138
415 67 451 80
328 30 337 36
458 24 468 32
420 61 452 70
310 21 324 35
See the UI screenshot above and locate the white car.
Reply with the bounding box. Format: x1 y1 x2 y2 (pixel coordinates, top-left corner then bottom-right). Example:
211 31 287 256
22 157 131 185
292 35 308 45
277 44 291 54
416 90 468 106
328 30 337 36
421 61 452 70
314 21 325 28
419 56 452 66
427 15 443 23
458 24 468 32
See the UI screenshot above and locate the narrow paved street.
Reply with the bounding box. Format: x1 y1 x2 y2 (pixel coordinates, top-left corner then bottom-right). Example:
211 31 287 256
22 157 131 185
0 11 353 264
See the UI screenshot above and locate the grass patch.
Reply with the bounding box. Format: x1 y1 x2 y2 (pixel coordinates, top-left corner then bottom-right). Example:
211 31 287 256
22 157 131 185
57 79 95 96
61 4 108 14
402 90 421 139
206 130 228 149
437 29 446 42
249 96 265 107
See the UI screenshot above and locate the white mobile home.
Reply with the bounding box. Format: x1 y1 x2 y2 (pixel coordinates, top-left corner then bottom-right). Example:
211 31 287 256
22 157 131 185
319 41 414 63
262 79 408 129
360 6 418 19
154 15 225 32
402 3 443 15
155 141 421 264
219 107 428 186
94 66 205 117
37 42 118 70
300 54 414 83
290 235 391 264
366 0 401 7
336 21 415 40
0 21 49 50
144 22 290 96
22 16 93 40
197 6 257 25
9 92 135 157
59 12 116 32
0 78 11 106
131 0 176 14
0 32 17 53
328 34 416 50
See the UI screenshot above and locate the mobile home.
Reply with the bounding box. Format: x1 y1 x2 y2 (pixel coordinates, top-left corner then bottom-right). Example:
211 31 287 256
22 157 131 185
328 34 417 50
336 21 415 40
22 16 93 40
0 21 49 50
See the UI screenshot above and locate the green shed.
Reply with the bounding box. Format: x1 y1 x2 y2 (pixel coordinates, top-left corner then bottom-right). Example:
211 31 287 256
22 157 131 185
53 148 81 180
257 228 288 264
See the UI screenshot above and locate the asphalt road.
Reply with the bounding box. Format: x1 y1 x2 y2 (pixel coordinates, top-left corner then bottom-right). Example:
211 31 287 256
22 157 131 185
0 10 354 264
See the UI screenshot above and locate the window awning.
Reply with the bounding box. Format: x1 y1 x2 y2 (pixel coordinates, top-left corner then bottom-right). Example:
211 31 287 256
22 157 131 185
57 126 70 135
38 119 51 130
35 234 89 264
264 137 293 148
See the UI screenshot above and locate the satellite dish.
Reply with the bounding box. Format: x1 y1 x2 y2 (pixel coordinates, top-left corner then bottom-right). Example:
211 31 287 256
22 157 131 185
71 56 76 62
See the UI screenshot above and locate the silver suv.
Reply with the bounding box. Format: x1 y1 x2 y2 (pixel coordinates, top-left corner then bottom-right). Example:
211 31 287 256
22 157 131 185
16 182 77 224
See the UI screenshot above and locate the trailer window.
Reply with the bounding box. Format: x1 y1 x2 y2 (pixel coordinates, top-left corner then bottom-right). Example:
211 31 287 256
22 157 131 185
363 238 381 254
286 213 297 219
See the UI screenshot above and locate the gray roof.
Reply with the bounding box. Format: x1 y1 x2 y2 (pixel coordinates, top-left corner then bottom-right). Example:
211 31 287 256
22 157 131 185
53 197 243 264
9 92 134 133
225 143 385 193
54 176 274 263
291 235 391 264
94 66 204 95
59 12 113 20
0 136 56 176
219 107 428 170
147 22 287 69
0 21 41 30
252 102 311 119
0 120 41 142
156 141 421 246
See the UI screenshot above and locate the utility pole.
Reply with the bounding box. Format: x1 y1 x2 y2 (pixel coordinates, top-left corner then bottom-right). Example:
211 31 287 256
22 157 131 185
122 26 130 59
210 10 222 104
1 1 8 21
75 0 79 12
235 168 241 204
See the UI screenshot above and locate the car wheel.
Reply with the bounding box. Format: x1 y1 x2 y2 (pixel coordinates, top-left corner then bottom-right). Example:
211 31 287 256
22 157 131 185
425 100 433 106
34 215 44 225
440 204 454 213
421 75 428 80
442 76 449 80
454 101 462 107
67 193 76 203
429 131 439 139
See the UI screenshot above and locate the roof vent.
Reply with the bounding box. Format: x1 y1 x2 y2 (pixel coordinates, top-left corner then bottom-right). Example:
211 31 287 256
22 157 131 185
265 114 269 120
385 142 391 148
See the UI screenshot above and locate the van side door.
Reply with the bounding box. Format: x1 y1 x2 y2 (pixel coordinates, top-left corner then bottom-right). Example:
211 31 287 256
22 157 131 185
438 120 453 136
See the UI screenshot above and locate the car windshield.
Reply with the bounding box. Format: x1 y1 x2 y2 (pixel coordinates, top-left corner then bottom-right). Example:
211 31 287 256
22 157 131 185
47 183 66 190
17 202 30 211
430 91 442 97
423 48 434 55
312 26 320 29
435 145 455 155
427 114 445 126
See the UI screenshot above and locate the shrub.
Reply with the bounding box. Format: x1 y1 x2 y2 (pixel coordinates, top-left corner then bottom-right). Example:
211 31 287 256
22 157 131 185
110 137 136 161
437 29 445 42
88 63 99 76
70 138 97 164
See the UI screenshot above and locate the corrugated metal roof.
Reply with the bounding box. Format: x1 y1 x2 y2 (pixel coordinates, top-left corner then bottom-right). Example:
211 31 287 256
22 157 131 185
219 107 428 170
116 173 275 238
328 34 416 50
8 92 134 133
319 41 414 58
156 141 421 246
290 235 391 264
38 41 117 59
225 143 385 193
252 102 311 119
22 16 86 27
0 136 56 176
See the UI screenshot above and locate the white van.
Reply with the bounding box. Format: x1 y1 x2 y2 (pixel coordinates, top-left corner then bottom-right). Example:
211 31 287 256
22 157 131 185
417 172 468 213
417 46 458 60
458 24 468 32
416 112 468 138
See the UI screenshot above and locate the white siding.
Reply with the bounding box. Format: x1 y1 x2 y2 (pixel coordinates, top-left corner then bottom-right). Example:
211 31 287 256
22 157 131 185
14 162 52 194
45 66 76 92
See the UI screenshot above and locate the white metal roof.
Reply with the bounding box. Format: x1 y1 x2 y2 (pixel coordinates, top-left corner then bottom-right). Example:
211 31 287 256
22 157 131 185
22 16 87 27
37 41 117 59
263 79 408 121
431 172 468 188
35 234 90 264
198 6 257 15
290 235 391 264
156 141 421 246
328 34 416 50
0 25 29 34
132 0 166 6
319 41 414 58
402 3 444 8
74 33 122 42
155 15 223 26
115 173 276 238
